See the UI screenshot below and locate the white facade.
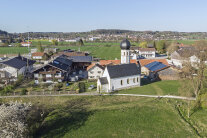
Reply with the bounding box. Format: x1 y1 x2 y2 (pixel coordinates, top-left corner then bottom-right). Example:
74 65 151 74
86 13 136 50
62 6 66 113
88 65 104 79
139 50 156 58
97 67 141 92
121 49 130 64
32 56 43 60
21 43 31 47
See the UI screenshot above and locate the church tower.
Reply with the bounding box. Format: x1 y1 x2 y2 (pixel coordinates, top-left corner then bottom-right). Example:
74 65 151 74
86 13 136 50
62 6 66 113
120 39 131 64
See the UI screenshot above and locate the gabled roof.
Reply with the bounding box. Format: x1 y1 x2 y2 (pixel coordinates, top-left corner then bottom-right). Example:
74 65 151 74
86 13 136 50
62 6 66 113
69 56 92 62
139 48 156 52
100 59 137 66
87 63 104 71
107 63 140 79
144 61 169 72
32 52 45 57
139 59 168 67
2 56 36 69
99 77 108 85
48 55 72 72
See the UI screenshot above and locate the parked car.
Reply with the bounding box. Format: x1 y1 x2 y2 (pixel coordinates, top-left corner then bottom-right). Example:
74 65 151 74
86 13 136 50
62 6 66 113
88 85 95 90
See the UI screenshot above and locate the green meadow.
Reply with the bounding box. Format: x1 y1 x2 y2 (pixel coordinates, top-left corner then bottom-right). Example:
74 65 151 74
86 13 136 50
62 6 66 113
118 80 181 96
2 95 205 137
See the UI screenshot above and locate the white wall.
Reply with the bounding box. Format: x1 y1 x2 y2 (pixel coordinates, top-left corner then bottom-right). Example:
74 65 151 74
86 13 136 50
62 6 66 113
121 49 130 64
110 75 141 91
33 56 43 60
88 66 104 79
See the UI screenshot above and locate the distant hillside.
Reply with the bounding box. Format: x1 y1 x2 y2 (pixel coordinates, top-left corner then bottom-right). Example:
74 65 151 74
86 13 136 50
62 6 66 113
91 29 133 34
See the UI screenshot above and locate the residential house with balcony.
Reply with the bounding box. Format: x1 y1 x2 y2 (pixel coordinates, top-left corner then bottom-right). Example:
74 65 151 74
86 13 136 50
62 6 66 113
33 55 72 84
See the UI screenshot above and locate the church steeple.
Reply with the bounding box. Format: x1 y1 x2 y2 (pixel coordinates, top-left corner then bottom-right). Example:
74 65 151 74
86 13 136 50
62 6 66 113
120 39 131 64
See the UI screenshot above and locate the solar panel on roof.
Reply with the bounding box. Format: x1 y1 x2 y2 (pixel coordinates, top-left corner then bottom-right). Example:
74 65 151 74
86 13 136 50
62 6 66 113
144 61 168 72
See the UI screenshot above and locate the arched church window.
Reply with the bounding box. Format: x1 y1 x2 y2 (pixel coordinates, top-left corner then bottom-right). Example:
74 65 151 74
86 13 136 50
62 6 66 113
133 78 135 83
127 79 129 84
124 52 125 56
121 80 123 85
137 77 139 82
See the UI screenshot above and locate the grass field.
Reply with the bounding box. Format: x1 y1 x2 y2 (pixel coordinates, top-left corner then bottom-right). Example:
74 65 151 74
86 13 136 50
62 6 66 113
0 47 29 55
118 80 181 96
58 46 121 59
2 96 202 137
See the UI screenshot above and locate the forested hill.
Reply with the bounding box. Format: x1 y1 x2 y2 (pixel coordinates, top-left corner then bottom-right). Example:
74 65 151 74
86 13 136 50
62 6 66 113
90 29 133 34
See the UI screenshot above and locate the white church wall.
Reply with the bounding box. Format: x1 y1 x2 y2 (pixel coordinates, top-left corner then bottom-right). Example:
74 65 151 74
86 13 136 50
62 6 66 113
110 75 141 91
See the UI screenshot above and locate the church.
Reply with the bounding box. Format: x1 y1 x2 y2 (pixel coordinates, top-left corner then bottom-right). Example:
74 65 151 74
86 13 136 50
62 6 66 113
97 39 141 92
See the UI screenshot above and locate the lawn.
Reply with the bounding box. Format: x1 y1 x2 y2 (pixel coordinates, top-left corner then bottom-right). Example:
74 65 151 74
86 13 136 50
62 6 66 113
58 46 121 60
0 47 29 55
0 45 121 60
118 80 181 96
2 96 199 137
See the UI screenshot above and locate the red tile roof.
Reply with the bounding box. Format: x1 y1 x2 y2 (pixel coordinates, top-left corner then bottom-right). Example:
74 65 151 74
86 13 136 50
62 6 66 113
99 59 137 66
87 63 104 71
32 52 45 57
139 59 168 67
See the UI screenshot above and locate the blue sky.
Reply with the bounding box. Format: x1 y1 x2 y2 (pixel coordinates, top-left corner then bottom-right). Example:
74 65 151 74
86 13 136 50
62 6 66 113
0 0 207 33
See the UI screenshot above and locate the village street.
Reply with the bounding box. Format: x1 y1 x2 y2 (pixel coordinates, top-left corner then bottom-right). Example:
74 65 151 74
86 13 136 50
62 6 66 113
0 92 196 101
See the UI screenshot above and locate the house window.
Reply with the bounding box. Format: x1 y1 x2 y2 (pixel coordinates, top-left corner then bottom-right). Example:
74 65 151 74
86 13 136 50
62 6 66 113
133 78 135 83
90 71 94 74
137 77 139 82
127 79 129 84
98 71 101 73
121 80 123 85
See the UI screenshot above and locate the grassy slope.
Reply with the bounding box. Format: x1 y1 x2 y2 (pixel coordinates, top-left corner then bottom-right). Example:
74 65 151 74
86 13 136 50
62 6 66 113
118 80 181 96
2 96 197 137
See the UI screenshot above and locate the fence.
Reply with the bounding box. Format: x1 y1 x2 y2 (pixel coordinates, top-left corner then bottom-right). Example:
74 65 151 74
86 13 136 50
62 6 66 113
6 90 77 96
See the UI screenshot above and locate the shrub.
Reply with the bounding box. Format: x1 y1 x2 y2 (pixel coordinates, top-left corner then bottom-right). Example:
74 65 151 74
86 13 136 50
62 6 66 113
78 82 85 93
21 88 28 95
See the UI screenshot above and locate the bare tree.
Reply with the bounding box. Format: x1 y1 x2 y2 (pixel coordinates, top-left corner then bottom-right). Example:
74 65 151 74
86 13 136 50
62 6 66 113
180 40 207 99
0 101 32 137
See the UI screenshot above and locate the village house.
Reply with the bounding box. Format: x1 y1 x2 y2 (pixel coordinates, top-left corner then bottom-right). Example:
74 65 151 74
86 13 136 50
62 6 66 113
87 63 104 80
32 52 49 60
0 55 35 81
21 42 32 47
139 59 180 81
97 39 141 92
139 59 169 74
33 54 92 83
99 59 138 66
130 47 156 59
33 55 72 84
170 46 199 68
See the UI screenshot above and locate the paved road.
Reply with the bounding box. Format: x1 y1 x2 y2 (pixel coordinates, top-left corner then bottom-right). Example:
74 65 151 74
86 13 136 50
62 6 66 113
0 93 196 101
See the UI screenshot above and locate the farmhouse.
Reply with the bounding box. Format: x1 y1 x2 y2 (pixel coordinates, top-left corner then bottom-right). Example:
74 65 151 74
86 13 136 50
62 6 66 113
139 59 169 74
87 63 104 80
130 47 156 59
33 55 72 84
140 60 180 81
0 55 35 80
97 39 141 92
21 42 32 47
170 46 199 68
32 52 49 60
